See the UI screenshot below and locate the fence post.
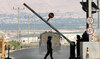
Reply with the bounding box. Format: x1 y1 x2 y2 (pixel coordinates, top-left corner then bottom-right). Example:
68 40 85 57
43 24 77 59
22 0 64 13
69 41 75 59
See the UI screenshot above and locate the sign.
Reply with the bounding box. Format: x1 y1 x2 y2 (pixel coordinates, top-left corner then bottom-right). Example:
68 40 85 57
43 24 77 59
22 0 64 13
86 27 94 35
86 17 94 24
48 13 54 18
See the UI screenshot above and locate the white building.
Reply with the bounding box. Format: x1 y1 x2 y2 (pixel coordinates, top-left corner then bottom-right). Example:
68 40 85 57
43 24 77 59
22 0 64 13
20 37 40 44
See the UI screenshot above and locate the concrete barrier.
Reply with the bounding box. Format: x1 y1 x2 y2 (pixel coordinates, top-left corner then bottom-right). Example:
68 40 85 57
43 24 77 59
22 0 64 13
80 42 100 59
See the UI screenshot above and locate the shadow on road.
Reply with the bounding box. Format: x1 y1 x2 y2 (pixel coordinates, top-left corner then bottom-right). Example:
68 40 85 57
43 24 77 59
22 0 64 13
10 47 70 59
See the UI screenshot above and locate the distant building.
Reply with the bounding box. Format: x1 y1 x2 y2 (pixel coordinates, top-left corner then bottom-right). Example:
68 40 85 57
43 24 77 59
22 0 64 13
20 36 40 44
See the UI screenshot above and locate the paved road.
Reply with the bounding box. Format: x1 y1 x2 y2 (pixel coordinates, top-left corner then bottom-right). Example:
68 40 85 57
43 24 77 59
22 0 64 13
10 47 70 59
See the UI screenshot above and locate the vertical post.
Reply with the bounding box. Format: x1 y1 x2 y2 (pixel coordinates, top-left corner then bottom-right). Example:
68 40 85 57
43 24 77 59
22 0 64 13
1 36 5 58
97 0 100 42
33 19 36 42
25 16 33 43
5 45 11 59
69 42 75 59
8 45 10 58
28 16 30 44
86 0 89 29
18 7 20 42
97 0 100 29
82 0 83 2
85 0 89 42
77 39 80 58
33 19 38 42
13 7 25 41
87 0 92 41
88 0 92 17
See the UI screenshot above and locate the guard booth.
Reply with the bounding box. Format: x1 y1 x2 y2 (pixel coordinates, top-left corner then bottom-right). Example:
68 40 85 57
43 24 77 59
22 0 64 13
0 32 6 58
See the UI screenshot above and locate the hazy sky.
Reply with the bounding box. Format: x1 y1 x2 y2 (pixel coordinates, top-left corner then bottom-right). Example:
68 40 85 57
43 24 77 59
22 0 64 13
0 0 98 18
0 0 83 13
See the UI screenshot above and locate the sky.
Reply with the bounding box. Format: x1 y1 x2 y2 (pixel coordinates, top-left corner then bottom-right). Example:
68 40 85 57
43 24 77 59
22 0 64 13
0 0 98 18
0 0 82 13
0 0 99 31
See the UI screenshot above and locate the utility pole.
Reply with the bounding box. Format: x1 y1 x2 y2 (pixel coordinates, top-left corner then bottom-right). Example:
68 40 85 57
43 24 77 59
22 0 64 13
33 19 39 42
28 16 30 44
97 0 100 29
33 19 36 42
13 7 25 41
25 16 33 44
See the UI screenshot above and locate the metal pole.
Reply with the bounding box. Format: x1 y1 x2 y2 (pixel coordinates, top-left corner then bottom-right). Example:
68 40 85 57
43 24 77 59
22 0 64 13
69 41 75 59
18 7 19 42
28 16 30 44
8 45 10 58
97 0 100 29
87 0 92 41
82 0 83 2
32 19 38 42
88 0 92 17
86 0 89 29
23 3 73 45
33 19 36 42
25 16 33 43
5 45 12 59
13 7 25 41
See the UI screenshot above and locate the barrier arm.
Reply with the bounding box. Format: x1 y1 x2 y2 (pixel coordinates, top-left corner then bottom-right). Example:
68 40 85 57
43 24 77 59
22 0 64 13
23 3 73 45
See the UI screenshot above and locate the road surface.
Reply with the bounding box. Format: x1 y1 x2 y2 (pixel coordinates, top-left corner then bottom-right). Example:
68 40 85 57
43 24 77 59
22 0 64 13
10 47 70 59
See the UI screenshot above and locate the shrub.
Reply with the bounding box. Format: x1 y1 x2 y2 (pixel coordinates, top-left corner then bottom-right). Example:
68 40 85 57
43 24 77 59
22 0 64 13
6 40 21 50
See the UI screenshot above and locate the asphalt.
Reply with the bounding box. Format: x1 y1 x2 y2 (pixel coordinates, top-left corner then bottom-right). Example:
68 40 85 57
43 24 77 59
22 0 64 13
8 47 70 59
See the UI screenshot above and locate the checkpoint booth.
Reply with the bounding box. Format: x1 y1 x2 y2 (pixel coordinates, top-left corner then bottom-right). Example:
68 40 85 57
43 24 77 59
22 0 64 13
0 32 6 58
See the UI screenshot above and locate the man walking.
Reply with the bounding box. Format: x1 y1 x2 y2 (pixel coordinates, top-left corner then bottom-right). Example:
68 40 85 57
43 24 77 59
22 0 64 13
44 36 53 59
